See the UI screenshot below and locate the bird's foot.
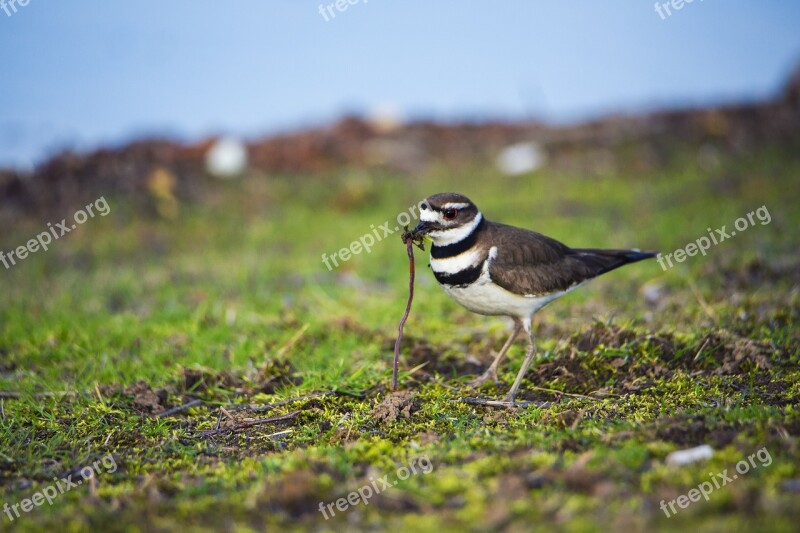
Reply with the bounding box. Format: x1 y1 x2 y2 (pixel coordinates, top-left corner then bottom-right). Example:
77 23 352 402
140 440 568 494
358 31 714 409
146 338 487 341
467 368 498 389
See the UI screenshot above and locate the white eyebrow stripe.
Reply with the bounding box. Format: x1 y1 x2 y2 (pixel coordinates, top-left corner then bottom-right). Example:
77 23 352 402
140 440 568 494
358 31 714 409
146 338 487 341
441 202 469 210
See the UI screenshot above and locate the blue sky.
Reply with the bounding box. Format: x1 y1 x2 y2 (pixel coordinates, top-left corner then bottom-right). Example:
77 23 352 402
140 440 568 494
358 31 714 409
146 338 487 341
1 0 799 169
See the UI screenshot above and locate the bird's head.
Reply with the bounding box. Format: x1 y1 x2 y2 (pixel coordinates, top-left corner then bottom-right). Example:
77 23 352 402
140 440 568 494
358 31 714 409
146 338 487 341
414 192 483 246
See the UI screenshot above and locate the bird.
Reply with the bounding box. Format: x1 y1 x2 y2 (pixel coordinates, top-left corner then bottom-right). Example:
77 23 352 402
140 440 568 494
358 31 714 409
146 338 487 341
412 192 657 404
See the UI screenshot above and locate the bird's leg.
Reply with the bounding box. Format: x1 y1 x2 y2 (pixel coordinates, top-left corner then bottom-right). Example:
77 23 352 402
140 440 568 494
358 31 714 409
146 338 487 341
467 319 522 388
504 319 536 403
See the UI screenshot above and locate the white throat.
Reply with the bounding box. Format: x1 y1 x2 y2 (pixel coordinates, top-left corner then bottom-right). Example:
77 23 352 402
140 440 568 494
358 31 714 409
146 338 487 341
427 212 483 247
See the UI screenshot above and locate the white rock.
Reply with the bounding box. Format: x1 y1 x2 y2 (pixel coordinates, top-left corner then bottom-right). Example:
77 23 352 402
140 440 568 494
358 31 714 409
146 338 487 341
206 137 248 178
496 142 546 176
665 445 714 466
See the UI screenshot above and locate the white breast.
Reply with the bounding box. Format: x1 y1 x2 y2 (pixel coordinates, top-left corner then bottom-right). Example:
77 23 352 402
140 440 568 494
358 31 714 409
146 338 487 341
436 246 582 318
430 248 484 275
442 279 573 318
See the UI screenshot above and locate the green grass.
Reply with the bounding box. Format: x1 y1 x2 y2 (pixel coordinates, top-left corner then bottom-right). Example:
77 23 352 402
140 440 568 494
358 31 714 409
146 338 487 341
1 144 799 532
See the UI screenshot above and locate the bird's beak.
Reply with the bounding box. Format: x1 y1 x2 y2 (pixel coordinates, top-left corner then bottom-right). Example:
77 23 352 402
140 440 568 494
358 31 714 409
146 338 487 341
413 221 432 235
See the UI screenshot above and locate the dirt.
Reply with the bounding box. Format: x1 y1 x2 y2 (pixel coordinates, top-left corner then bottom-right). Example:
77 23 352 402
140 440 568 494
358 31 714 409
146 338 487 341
397 336 488 379
371 391 419 423
572 323 639 353
652 415 740 448
122 381 169 415
533 355 605 394
385 322 787 402
182 359 302 396
272 469 321 516
183 367 244 392
714 257 800 289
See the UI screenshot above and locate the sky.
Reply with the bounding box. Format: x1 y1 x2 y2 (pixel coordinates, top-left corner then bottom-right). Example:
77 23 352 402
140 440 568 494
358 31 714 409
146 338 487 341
1 0 799 169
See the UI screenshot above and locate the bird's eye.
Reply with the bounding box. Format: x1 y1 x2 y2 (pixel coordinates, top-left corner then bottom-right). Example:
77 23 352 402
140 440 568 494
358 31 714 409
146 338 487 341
443 208 458 220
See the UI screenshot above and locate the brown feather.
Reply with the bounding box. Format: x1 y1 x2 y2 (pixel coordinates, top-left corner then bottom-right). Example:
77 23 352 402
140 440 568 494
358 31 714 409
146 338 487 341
484 221 655 296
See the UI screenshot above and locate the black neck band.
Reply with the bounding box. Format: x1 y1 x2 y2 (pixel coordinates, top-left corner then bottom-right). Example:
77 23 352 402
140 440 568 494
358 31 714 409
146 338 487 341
430 216 485 259
433 263 483 287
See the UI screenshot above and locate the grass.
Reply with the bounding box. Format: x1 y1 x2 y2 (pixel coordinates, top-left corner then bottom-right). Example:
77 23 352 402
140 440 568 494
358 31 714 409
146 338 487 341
1 142 799 532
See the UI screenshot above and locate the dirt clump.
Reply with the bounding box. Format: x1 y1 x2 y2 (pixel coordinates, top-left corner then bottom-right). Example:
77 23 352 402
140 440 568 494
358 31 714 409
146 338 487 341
371 391 419 423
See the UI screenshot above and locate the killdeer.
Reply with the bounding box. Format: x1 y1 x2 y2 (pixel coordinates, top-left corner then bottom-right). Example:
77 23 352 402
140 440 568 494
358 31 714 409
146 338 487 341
412 192 656 404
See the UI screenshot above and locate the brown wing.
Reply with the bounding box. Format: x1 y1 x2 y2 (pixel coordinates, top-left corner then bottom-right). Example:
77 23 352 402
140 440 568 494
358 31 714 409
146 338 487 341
486 222 656 296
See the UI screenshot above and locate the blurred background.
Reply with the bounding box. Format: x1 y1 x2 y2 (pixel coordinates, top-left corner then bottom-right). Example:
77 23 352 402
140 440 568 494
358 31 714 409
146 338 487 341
2 1 799 168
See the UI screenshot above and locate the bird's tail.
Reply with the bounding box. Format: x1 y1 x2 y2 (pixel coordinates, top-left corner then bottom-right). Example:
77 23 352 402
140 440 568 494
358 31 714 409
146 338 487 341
571 248 658 277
